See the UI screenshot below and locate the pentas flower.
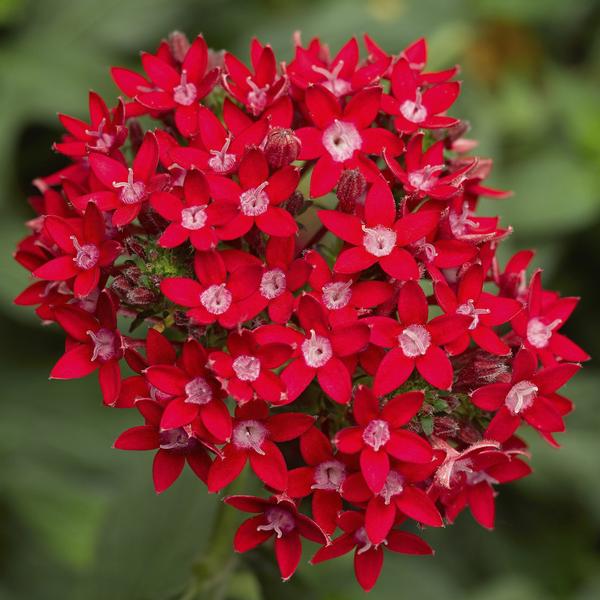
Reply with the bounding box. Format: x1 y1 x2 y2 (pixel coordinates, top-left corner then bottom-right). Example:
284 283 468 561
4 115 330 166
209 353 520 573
114 397 215 493
311 510 433 592
287 426 352 534
431 438 531 529
275 294 370 404
161 249 259 328
239 236 312 324
304 249 393 327
208 400 313 492
207 328 292 404
341 460 443 544
382 58 460 133
168 104 269 175
143 339 231 442
435 264 522 356
471 348 581 443
13 32 589 592
319 181 440 280
33 203 121 298
112 35 219 136
296 85 403 197
209 148 300 238
511 270 590 365
81 132 164 226
151 171 220 250
334 386 433 494
288 37 390 97
223 40 290 119
225 494 328 581
55 91 127 157
385 134 474 201
50 290 123 405
368 281 471 395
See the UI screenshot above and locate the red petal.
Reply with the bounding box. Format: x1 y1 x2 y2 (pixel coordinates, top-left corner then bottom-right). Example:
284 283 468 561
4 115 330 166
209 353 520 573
360 447 390 494
354 546 384 592
153 450 185 494
470 383 509 411
386 430 432 464
50 344 96 379
275 531 302 581
249 440 288 491
317 357 352 404
416 346 453 390
234 516 272 552
160 277 202 307
373 348 414 396
207 447 247 492
395 487 442 526
365 496 396 544
268 413 315 442
114 425 159 450
467 482 495 529
381 391 424 427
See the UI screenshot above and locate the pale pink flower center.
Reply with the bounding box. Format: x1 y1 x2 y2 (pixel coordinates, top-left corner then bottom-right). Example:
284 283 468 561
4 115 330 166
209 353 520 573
362 225 397 257
232 355 261 382
173 70 198 106
239 181 269 216
181 205 207 230
505 380 538 415
159 426 196 452
379 470 404 505
322 120 362 162
71 236 99 270
466 470 499 486
232 419 267 453
208 137 236 174
257 507 296 538
413 237 438 262
260 268 286 299
312 61 351 97
113 168 146 205
399 90 427 123
354 526 375 554
85 120 115 153
301 330 333 368
184 376 213 405
200 283 232 315
407 165 442 192
526 317 561 349
322 280 352 310
246 78 269 115
456 299 491 330
362 419 390 451
87 328 119 362
398 324 431 357
449 202 478 237
312 460 346 491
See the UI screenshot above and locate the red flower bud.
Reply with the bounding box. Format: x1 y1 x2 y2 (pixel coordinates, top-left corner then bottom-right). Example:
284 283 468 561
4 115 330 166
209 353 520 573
264 127 300 168
336 168 366 213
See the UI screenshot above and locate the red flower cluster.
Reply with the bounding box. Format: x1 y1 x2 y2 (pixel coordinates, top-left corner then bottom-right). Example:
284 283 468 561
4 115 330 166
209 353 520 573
13 32 589 591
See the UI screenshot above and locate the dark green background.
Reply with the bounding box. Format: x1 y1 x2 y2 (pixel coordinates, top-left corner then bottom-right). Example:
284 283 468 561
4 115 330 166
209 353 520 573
0 0 599 598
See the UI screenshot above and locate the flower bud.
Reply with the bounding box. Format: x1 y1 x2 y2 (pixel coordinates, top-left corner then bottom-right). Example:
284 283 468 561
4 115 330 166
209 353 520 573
283 190 305 216
126 287 158 306
336 169 366 214
264 128 300 168
432 416 460 439
168 31 191 64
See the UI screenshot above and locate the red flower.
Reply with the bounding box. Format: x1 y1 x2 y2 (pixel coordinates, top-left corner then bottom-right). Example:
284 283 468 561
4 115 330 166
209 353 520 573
207 327 292 404
50 290 123 405
160 249 260 328
319 181 440 279
432 438 531 529
382 58 460 133
225 494 328 581
209 148 299 238
55 91 127 157
471 348 581 443
435 264 522 356
114 397 215 494
287 426 351 534
386 134 474 200
368 281 470 394
334 387 433 494
112 35 219 137
304 249 393 327
511 270 590 365
81 132 164 226
341 460 443 543
151 171 221 250
274 294 370 404
311 510 433 592
296 85 403 197
33 203 121 298
208 400 313 492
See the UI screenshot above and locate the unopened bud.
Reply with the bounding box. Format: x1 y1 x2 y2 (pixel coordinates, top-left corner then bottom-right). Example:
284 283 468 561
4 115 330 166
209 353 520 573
124 237 147 260
168 31 191 64
110 275 133 300
127 119 144 154
283 190 305 216
433 416 460 439
336 169 366 213
457 422 482 445
264 128 300 168
126 287 158 306
138 207 168 236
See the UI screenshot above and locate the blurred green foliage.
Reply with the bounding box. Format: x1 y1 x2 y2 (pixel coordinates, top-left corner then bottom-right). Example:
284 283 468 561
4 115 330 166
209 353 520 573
0 0 598 598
